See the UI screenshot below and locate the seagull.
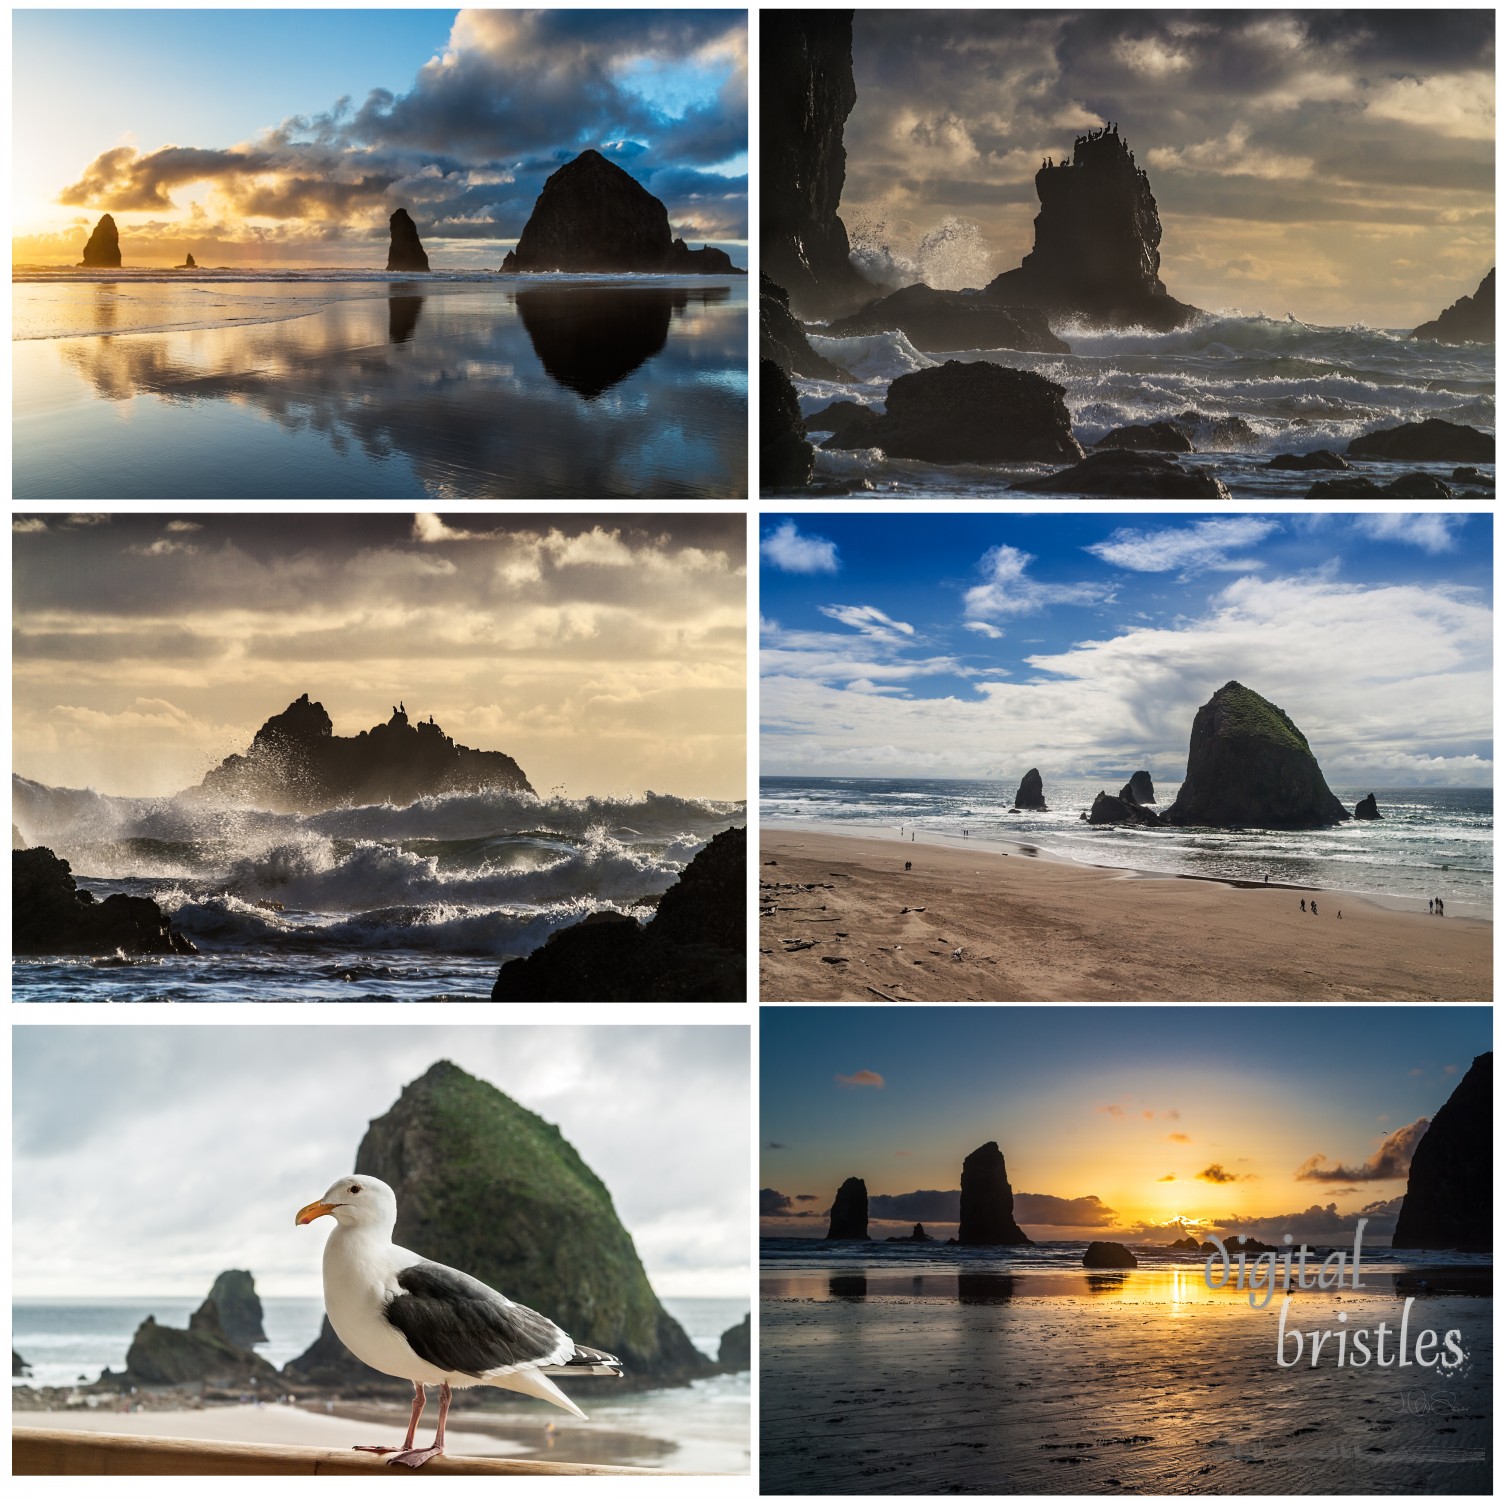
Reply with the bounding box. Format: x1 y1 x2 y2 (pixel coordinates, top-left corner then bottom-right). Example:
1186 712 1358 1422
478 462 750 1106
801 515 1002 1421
296 1174 623 1467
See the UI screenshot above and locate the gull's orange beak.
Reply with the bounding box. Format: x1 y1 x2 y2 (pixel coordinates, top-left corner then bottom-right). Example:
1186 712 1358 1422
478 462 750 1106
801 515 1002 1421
296 1199 336 1226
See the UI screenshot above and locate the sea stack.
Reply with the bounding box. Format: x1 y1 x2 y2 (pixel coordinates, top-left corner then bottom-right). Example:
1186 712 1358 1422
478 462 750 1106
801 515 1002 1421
386 208 430 272
1013 768 1047 811
1411 268 1495 343
826 1177 870 1240
1123 770 1155 804
201 1270 267 1349
180 252 197 270
124 1296 285 1389
1088 789 1159 826
1391 1052 1492 1251
80 213 121 268
1161 681 1349 830
958 1142 1030 1245
1353 793 1381 821
985 124 1197 330
1082 1241 1138 1268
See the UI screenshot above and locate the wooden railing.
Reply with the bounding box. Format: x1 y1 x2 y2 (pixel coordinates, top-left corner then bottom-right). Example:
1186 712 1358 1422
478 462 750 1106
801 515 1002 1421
13 1428 690 1476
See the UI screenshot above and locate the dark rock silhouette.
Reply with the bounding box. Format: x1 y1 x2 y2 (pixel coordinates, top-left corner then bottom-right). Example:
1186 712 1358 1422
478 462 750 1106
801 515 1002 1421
1347 419 1494 464
1392 1053 1491 1251
80 214 121 267
13 1350 30 1377
761 275 850 381
762 359 815 490
1169 1236 1201 1251
1088 790 1160 827
1124 770 1155 804
14 846 196 957
1225 1235 1276 1255
202 1270 267 1349
1082 1241 1138 1268
286 1060 706 1389
761 11 875 319
1095 421 1191 454
386 208 430 272
823 361 1083 465
1266 450 1348 471
192 694 531 811
1018 449 1229 498
1013 768 1047 811
886 1223 931 1242
1306 473 1456 499
1353 793 1382 821
176 252 197 270
825 283 1068 355
125 1299 285 1389
803 399 869 437
1162 681 1349 830
388 291 424 344
490 826 745 1003
826 1177 870 1241
501 150 740 274
516 286 682 398
985 126 1197 330
717 1314 750 1370
1411 269 1494 343
958 1142 1030 1246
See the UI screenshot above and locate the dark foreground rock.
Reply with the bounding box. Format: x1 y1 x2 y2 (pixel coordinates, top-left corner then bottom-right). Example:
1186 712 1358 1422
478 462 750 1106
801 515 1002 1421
959 1142 1031 1245
1175 411 1256 449
287 1059 707 1390
1162 680 1348 830
81 214 121 267
827 1177 870 1240
1082 1241 1138 1268
14 847 196 957
1018 449 1229 498
14 1350 31 1376
1347 419 1494 464
193 695 531 811
1088 790 1160 827
762 359 815 489
125 1300 285 1389
761 276 849 381
386 208 430 272
1411 269 1495 343
491 827 745 1002
1306 473 1455 499
825 283 1068 354
1392 1052 1492 1251
1353 793 1381 821
717 1314 750 1369
1013 768 1047 811
823 360 1083 465
1095 421 1191 453
1266 450 1347 471
803 399 870 436
203 1270 267 1349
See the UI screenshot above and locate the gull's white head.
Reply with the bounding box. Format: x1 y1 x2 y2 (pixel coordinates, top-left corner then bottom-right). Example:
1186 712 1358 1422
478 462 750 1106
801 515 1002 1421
295 1174 397 1231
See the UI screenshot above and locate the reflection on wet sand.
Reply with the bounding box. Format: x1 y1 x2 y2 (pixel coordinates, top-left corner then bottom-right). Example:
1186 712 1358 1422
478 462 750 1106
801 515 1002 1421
828 1274 867 1300
387 289 425 344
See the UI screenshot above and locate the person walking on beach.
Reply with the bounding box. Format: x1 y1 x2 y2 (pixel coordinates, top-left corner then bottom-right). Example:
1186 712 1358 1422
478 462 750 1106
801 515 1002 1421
1429 898 1434 914
1299 898 1306 912
1310 900 1318 916
1437 897 1445 916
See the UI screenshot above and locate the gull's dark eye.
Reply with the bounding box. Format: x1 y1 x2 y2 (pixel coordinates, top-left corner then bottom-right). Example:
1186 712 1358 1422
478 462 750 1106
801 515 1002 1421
349 1184 362 1194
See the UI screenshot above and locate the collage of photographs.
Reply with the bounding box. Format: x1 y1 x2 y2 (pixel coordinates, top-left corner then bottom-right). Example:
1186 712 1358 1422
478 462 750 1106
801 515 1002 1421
8 4 1494 1497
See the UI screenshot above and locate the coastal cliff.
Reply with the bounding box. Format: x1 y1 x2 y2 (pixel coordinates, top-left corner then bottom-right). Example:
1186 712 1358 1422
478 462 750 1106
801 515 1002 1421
1391 1052 1492 1251
1411 269 1494 343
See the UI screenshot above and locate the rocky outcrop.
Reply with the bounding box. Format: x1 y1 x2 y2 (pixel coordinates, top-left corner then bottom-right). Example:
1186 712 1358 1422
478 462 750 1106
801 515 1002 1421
1095 421 1191 453
664 239 740 274
491 827 745 1002
125 1301 285 1389
761 11 875 319
1266 450 1348 471
1169 1236 1201 1251
1175 412 1255 450
803 399 869 436
822 361 1083 465
287 1060 707 1388
1013 768 1047 811
1353 793 1381 821
717 1314 750 1370
1082 1241 1138 1268
500 150 739 274
985 125 1197 330
826 1177 870 1240
958 1142 1030 1246
1018 449 1230 498
1346 419 1494 464
13 847 196 957
761 359 815 490
192 695 531 811
1411 269 1494 343
824 284 1068 354
202 1270 267 1349
13 1350 31 1377
1162 681 1349 830
176 253 197 270
1088 790 1159 827
1392 1052 1492 1251
80 214 121 267
1124 770 1155 804
386 208 430 273
1305 473 1455 499
761 276 849 381
886 1223 932 1242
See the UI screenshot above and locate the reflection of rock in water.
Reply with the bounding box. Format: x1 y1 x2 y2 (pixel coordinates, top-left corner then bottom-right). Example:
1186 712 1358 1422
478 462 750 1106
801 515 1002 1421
516 286 729 400
387 292 424 344
827 1274 867 1300
1084 1272 1131 1294
956 1273 1015 1305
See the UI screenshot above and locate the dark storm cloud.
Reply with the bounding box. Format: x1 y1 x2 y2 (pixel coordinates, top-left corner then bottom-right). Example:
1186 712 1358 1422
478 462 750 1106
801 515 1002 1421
868 1189 1117 1226
60 145 275 211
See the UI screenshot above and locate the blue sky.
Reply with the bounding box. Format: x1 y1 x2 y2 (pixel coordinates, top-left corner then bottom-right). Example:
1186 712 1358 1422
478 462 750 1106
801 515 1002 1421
761 512 1493 785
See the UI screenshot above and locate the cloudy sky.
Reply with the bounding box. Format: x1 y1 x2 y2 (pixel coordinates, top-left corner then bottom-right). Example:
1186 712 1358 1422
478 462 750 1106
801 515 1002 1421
13 8 747 266
14 512 746 799
14 1025 749 1299
762 1006 1491 1243
841 10 1494 326
760 512 1492 787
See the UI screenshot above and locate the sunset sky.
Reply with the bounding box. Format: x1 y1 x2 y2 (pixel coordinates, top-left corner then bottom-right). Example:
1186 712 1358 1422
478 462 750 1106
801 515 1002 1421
841 10 1494 327
761 1007 1492 1244
13 8 748 266
13 513 746 799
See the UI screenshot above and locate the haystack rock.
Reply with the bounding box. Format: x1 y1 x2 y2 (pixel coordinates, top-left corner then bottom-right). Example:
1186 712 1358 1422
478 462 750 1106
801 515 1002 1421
1392 1052 1492 1251
1161 681 1349 830
386 208 430 272
1124 770 1156 804
958 1142 1030 1245
14 846 196 957
761 10 876 319
985 124 1197 330
80 214 121 268
826 1177 870 1240
1411 268 1494 343
191 694 532 811
1353 793 1381 821
202 1270 267 1349
1082 1241 1138 1268
1013 768 1047 811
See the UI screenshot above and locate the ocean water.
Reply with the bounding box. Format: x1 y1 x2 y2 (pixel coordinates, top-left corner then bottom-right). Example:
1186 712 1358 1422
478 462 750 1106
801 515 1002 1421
789 314 1495 498
13 775 743 1001
12 273 748 498
761 776 1493 917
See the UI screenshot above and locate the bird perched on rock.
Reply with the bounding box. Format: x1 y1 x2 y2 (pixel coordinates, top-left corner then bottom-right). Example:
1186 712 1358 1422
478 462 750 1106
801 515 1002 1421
296 1174 622 1467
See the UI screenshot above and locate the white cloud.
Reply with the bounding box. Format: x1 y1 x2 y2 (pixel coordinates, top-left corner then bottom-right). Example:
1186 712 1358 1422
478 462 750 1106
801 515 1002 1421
964 620 1004 639
1353 514 1464 555
818 603 915 643
761 520 840 574
1086 517 1279 573
964 544 1112 620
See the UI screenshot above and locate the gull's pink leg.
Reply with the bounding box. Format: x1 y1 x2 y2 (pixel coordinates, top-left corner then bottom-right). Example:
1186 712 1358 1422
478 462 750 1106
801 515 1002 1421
389 1383 451 1468
355 1380 425 1455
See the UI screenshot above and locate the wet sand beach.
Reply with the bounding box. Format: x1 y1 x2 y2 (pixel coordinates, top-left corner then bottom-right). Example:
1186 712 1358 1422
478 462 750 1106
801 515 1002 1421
760 829 1491 1002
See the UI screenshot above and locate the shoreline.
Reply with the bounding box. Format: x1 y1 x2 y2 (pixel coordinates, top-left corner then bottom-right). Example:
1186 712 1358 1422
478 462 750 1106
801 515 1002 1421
761 826 1491 1002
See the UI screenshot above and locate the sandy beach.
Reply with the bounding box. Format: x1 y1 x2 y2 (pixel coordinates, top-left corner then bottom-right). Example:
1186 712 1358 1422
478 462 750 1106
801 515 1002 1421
761 829 1491 1002
761 1267 1493 1494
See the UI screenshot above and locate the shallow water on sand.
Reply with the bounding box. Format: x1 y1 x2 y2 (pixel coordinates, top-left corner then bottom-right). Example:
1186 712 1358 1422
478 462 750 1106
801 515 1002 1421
13 277 748 498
